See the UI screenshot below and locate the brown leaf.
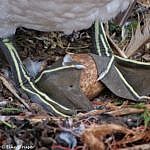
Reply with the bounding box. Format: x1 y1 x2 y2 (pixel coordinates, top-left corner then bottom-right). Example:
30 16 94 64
125 17 150 57
81 124 133 150
137 0 150 8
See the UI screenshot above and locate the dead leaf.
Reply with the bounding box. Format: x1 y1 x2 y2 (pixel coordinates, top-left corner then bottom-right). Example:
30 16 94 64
125 16 150 57
81 124 133 150
137 0 150 8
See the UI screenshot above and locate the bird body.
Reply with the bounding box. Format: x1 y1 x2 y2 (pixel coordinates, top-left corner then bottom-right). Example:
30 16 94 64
0 0 134 37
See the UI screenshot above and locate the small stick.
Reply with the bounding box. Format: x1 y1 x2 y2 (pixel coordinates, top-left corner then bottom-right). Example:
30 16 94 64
118 143 150 150
106 33 127 58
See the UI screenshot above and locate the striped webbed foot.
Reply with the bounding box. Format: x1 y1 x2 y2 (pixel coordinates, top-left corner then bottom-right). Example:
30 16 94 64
0 38 93 117
90 21 150 101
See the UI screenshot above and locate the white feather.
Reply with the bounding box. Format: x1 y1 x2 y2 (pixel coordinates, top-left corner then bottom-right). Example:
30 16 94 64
0 0 134 37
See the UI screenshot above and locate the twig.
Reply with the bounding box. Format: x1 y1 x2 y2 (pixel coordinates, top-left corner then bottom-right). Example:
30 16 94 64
77 110 105 118
118 143 150 150
107 106 150 116
106 33 127 58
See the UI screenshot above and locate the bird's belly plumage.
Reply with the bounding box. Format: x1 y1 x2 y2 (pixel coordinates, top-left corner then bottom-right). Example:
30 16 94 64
0 0 134 37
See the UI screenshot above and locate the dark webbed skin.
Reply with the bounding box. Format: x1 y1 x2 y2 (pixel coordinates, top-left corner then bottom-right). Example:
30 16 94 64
0 38 87 117
91 22 150 101
35 59 93 112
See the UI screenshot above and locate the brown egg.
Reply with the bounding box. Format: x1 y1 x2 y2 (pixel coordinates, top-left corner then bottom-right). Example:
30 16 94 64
71 53 104 100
